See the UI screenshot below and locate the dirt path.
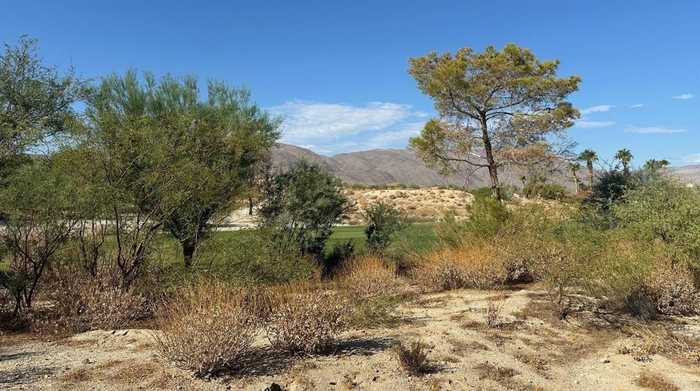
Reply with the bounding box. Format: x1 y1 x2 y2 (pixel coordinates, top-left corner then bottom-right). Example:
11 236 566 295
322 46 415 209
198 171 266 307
2 287 699 390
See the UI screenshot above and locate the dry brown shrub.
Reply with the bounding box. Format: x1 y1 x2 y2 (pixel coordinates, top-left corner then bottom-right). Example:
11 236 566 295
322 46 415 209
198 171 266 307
264 281 348 354
636 371 680 391
43 272 151 333
620 325 700 363
394 340 431 376
644 262 699 316
485 295 505 328
154 279 261 377
413 244 506 292
335 255 404 297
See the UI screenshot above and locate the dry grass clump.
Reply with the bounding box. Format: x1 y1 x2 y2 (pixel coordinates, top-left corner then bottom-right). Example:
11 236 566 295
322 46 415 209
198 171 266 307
264 282 348 354
335 255 403 297
635 371 680 391
394 340 432 376
619 325 700 363
485 295 505 328
154 279 261 377
413 244 506 292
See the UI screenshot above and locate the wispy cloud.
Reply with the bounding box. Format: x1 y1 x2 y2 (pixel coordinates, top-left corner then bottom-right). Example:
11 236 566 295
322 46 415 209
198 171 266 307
629 104 644 109
576 120 616 128
580 105 614 115
625 125 687 134
269 101 427 154
672 93 694 100
685 153 700 163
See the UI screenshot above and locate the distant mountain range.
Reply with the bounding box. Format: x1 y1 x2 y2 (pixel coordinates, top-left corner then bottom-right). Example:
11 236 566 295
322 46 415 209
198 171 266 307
271 143 700 189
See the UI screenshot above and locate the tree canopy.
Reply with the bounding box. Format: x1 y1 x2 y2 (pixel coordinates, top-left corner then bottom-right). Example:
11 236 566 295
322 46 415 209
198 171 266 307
82 71 280 266
408 44 580 200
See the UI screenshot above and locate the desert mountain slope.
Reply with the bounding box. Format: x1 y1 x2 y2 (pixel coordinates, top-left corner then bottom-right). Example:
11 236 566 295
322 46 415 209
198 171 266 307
272 143 700 188
271 143 567 189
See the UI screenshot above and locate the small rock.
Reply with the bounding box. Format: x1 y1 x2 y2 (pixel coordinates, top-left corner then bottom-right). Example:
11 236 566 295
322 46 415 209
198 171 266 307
372 376 379 382
601 358 610 364
82 358 92 365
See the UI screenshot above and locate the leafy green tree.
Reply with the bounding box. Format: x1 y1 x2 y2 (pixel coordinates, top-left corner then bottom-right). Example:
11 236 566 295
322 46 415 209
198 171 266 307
0 157 82 313
259 161 348 259
643 159 669 173
364 201 409 253
408 44 580 200
578 149 598 189
84 71 279 267
0 36 86 185
615 149 634 175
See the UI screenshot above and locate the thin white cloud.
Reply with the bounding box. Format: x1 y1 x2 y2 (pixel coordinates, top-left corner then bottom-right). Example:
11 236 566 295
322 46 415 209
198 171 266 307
269 101 427 154
672 93 694 100
629 104 644 109
575 120 616 128
625 126 687 134
684 153 700 163
580 105 614 115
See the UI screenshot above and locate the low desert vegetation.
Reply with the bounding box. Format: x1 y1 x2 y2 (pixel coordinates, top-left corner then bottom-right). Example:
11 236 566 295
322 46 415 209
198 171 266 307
394 340 432 376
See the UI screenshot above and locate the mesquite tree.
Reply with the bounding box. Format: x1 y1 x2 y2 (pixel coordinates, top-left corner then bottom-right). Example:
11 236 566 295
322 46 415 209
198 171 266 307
84 71 279 267
408 44 580 200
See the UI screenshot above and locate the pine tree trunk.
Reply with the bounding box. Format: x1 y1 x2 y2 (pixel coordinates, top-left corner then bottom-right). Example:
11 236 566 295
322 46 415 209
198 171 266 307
480 116 501 200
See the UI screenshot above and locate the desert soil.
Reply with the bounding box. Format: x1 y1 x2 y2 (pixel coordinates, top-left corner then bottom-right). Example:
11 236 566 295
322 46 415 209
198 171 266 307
2 286 699 390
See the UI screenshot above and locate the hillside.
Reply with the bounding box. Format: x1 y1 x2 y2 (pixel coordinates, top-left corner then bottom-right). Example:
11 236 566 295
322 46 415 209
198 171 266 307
273 144 700 188
272 144 571 189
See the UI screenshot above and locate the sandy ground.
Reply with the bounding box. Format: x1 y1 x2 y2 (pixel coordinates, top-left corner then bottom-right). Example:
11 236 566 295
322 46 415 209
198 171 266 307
2 287 699 390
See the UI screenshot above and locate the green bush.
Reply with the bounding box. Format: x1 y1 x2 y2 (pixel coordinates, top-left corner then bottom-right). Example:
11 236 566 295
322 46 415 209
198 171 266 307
259 161 348 259
523 180 567 200
364 201 409 253
170 230 318 285
613 178 700 262
464 192 511 239
470 186 513 201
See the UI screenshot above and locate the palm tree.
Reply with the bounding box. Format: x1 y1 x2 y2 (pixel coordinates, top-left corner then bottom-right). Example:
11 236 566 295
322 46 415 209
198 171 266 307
643 159 669 172
615 148 633 175
578 149 598 189
569 162 582 194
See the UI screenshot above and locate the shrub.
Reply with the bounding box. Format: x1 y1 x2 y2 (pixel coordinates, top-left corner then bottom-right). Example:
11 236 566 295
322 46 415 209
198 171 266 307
259 161 348 259
264 282 348 354
613 178 700 262
414 244 507 292
586 169 646 213
523 180 566 200
335 256 403 298
323 240 356 277
191 229 319 285
464 192 510 239
363 202 409 253
639 262 698 317
45 274 151 333
394 340 431 376
155 280 261 377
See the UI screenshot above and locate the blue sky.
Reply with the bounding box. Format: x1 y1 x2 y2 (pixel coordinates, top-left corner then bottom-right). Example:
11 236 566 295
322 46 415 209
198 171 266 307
3 1 699 166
